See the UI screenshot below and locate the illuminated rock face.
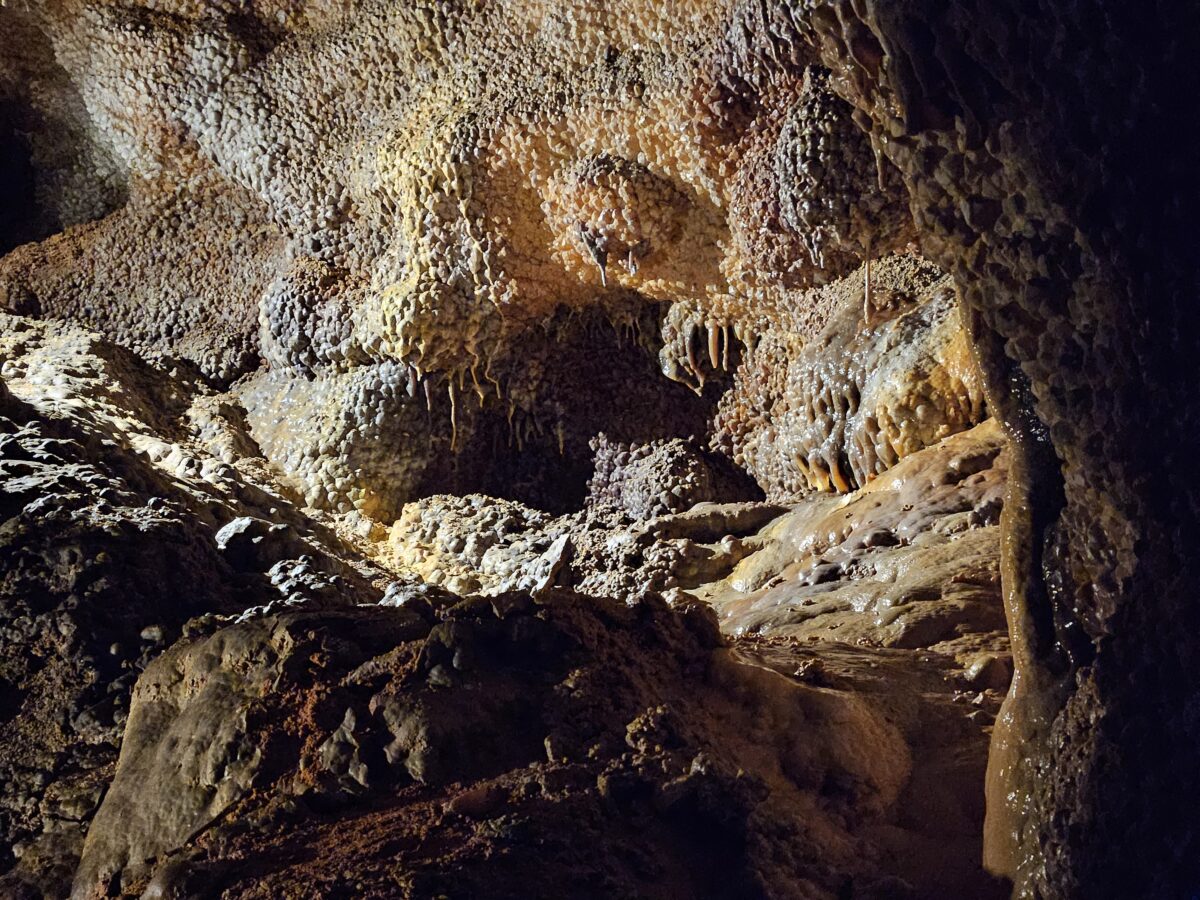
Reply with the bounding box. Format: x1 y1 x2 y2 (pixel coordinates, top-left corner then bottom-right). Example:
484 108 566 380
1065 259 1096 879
1 2 1197 898
1 0 969 518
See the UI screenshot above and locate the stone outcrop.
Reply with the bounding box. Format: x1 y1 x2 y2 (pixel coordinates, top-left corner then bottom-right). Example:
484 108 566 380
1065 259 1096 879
70 593 965 899
0 313 1009 898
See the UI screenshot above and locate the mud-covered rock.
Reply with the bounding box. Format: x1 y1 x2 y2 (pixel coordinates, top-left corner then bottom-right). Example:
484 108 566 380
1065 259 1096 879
73 590 1004 900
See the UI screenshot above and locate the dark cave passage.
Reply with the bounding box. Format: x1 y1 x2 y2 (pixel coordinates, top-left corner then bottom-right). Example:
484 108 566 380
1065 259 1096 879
0 102 41 257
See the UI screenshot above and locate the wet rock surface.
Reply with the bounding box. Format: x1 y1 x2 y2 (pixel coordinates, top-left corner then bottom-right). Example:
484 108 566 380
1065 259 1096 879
701 420 1007 647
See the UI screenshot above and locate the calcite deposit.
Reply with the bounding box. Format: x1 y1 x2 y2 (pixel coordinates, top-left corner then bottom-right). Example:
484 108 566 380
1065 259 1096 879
2 1 1196 898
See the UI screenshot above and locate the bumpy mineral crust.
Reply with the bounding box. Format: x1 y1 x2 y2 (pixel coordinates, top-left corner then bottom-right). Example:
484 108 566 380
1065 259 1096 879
1 0 1196 898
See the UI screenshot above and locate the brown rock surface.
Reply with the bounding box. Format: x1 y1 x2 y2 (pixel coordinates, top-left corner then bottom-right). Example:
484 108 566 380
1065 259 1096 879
73 591 1001 900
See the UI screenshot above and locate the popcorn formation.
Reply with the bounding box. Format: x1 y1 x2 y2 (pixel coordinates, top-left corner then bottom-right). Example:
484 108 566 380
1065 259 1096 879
1 0 974 520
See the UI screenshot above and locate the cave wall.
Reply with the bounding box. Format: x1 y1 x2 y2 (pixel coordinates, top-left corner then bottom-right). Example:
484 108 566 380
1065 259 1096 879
790 1 1200 894
1 1 1197 897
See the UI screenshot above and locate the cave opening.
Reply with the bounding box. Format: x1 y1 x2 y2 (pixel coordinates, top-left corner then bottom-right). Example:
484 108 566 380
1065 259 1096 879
450 302 749 517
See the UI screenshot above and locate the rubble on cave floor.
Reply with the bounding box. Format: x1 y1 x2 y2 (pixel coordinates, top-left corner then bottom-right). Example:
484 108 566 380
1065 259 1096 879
0 7 1003 886
71 589 1004 900
0 311 1009 898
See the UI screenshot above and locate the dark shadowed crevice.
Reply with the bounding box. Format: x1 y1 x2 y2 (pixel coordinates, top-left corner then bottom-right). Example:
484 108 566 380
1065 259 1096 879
0 101 44 256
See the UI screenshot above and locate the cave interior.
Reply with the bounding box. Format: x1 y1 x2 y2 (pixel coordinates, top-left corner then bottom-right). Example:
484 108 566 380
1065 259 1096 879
0 2 1197 899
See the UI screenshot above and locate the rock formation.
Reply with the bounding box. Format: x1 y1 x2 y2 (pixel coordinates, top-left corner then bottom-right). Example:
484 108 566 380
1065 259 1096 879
1 1 1195 898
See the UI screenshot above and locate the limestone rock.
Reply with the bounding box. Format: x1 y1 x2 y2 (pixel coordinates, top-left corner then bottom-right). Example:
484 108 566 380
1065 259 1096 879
2 0 1193 897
